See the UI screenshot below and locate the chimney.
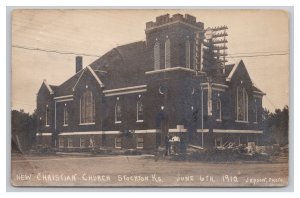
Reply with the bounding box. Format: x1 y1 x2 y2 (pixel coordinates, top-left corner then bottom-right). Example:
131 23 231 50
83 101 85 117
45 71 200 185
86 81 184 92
75 56 82 73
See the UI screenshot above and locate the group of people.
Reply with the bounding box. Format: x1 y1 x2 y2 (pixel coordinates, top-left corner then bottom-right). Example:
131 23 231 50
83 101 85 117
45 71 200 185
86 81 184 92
165 135 181 156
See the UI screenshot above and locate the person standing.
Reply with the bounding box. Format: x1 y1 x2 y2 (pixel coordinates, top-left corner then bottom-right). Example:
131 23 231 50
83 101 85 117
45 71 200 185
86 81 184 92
165 135 171 155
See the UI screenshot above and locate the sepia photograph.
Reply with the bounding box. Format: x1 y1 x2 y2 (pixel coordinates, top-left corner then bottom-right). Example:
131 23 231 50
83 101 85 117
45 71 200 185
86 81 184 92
10 9 289 187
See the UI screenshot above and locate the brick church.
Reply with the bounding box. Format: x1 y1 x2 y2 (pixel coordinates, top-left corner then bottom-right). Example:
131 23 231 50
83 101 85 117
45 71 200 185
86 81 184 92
36 13 265 151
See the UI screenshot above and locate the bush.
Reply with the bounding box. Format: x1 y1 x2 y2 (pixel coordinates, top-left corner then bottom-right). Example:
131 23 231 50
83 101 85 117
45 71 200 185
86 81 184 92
172 148 270 162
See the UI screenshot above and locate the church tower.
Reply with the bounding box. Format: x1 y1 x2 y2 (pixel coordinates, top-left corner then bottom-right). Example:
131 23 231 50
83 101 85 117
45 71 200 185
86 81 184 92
145 13 204 70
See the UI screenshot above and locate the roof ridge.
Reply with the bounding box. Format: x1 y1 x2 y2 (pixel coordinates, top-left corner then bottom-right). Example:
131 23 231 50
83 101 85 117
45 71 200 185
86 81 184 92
115 40 145 49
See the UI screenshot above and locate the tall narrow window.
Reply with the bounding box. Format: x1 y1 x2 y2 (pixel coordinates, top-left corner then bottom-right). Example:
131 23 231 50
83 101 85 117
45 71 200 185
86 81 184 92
154 41 160 70
80 90 95 124
216 99 222 121
115 98 122 123
236 87 248 121
186 39 191 68
137 98 144 122
165 38 171 68
254 99 258 123
255 106 258 123
45 105 50 126
63 104 69 126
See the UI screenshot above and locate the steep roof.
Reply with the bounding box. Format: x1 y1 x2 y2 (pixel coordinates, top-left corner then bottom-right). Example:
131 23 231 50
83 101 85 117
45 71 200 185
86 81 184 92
55 69 85 96
90 41 150 71
226 60 253 83
46 42 265 97
42 79 55 94
51 41 151 96
224 64 235 77
225 60 265 95
89 41 152 89
49 85 58 93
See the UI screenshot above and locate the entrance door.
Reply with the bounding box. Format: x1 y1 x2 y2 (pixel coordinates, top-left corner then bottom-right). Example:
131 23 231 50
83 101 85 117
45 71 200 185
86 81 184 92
155 108 168 147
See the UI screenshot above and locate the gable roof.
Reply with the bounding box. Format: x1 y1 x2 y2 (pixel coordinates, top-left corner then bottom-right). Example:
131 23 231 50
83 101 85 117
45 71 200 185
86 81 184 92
72 65 104 91
226 60 252 83
226 60 239 82
52 41 150 96
225 60 265 95
55 69 85 96
54 65 105 96
43 79 55 95
224 64 235 77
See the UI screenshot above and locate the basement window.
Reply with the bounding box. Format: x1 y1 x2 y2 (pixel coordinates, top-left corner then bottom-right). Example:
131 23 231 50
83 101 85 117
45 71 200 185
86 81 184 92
137 137 144 149
80 137 85 148
115 138 122 149
67 138 73 148
88 137 95 148
59 138 64 148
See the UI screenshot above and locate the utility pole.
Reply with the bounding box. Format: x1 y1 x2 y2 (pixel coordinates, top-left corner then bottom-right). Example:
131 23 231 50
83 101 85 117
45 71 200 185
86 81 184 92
202 26 229 149
207 76 214 149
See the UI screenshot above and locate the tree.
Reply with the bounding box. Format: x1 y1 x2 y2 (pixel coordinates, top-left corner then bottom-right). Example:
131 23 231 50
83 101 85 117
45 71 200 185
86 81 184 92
262 106 289 146
11 109 37 152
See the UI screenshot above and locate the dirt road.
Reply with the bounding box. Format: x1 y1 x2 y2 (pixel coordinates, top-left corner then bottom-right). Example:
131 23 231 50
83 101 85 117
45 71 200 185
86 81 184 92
11 154 288 187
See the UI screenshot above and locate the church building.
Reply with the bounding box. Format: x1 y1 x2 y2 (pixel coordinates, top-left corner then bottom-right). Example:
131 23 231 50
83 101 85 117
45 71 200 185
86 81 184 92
36 13 265 151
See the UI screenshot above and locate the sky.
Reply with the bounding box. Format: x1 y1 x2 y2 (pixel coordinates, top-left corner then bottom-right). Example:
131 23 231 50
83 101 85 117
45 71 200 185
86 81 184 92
11 9 289 113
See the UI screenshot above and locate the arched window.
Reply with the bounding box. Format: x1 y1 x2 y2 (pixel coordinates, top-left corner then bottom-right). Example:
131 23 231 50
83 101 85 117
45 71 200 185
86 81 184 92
137 97 144 122
63 104 69 126
236 87 248 121
80 90 95 124
165 38 171 68
115 98 122 123
154 41 160 70
216 99 222 121
186 39 191 69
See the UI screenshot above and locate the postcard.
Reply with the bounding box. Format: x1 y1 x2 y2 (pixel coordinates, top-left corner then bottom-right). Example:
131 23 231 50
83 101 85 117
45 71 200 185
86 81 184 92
11 9 289 187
